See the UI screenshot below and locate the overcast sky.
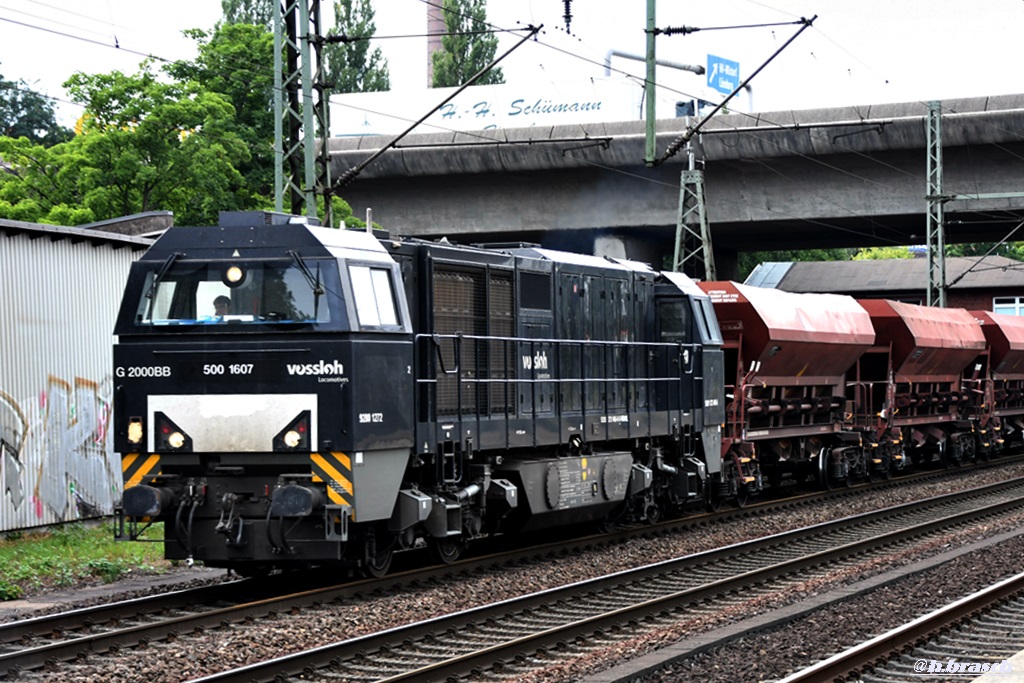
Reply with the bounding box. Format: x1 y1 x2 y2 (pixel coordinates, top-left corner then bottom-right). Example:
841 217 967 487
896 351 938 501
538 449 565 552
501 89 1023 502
3 0 1023 126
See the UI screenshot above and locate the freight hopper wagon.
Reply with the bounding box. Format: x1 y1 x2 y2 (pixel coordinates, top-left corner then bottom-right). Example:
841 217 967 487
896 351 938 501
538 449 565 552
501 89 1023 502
112 216 726 575
698 282 875 495
970 311 1024 456
851 300 986 469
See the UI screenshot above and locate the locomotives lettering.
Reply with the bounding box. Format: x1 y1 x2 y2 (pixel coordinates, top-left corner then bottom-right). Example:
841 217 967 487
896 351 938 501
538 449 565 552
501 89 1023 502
286 359 345 376
116 365 171 378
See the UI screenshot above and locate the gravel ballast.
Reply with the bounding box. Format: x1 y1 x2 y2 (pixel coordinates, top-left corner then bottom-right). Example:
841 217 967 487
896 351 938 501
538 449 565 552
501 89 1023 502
9 464 1024 682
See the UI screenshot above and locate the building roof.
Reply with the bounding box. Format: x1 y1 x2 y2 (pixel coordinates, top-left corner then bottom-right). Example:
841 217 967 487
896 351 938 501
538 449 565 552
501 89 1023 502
0 218 152 250
745 255 1024 293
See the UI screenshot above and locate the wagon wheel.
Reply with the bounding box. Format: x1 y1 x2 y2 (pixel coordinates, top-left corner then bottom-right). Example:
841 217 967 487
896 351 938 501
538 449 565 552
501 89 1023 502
734 481 751 508
818 448 836 491
869 450 893 482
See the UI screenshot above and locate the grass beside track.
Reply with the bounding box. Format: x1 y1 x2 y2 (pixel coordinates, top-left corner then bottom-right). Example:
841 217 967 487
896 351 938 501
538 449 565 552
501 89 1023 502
0 521 170 600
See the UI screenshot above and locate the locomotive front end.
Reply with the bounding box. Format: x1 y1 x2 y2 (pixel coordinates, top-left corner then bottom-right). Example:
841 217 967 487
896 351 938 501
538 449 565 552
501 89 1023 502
112 217 413 573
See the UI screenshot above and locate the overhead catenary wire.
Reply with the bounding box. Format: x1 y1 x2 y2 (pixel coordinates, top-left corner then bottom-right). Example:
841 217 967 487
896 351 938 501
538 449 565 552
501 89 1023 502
3 2 1021 250
0 9 971 212
331 24 541 190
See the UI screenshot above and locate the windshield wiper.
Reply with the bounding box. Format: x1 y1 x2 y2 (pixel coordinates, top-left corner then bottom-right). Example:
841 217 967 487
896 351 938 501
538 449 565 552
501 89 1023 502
143 252 180 321
146 253 181 299
288 251 324 296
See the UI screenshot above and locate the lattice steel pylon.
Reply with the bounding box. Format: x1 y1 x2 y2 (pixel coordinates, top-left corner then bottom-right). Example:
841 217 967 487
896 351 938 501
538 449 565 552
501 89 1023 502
925 100 947 307
274 0 332 225
672 168 717 280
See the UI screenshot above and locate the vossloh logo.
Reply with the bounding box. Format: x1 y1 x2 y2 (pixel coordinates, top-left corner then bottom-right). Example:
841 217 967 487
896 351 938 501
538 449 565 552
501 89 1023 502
287 360 345 376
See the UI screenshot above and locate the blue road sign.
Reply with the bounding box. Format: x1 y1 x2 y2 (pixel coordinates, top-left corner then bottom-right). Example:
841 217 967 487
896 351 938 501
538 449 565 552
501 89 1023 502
707 55 740 95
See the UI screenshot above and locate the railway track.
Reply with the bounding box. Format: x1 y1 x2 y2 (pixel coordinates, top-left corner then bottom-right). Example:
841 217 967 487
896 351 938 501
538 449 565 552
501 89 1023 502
779 571 1024 683
180 477 1024 682
2 461 1021 680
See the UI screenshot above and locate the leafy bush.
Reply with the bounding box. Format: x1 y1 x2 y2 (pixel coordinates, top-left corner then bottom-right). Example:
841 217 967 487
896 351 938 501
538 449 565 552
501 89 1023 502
0 579 23 600
0 521 167 600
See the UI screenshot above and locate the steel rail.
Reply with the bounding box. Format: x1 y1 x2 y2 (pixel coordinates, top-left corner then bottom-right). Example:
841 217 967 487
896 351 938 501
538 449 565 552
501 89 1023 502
185 478 1024 683
2 458 1021 677
776 571 1024 683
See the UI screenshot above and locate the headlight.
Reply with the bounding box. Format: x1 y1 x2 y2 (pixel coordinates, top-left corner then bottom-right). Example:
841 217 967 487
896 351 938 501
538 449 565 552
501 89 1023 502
273 410 311 451
154 412 192 452
224 265 245 286
127 418 144 445
167 431 186 449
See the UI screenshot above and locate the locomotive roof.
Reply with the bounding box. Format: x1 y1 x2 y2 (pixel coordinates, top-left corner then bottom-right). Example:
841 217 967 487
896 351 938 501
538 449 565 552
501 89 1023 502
139 223 394 265
509 246 652 272
660 271 709 298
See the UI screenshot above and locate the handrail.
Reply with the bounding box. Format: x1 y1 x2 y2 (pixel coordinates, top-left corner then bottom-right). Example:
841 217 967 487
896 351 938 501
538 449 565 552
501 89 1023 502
412 333 701 450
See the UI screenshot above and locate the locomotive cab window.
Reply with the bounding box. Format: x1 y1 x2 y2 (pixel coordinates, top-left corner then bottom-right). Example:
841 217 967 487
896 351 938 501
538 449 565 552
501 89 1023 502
349 264 400 328
130 258 333 327
658 299 690 344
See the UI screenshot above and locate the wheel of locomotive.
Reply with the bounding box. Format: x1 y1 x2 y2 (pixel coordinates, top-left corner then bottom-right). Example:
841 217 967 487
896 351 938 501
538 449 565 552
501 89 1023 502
705 484 724 513
430 537 465 565
644 500 663 524
362 526 395 579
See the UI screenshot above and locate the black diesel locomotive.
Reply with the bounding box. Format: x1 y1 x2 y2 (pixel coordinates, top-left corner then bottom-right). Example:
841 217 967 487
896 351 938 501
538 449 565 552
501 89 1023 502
113 214 726 575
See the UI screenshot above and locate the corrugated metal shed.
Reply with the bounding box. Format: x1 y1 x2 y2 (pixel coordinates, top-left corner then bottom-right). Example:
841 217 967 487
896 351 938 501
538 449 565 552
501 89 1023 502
0 219 150 532
744 262 794 289
750 256 1024 293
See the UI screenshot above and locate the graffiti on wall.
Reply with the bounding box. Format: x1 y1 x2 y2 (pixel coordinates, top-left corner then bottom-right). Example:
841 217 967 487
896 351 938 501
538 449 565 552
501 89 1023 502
0 374 119 529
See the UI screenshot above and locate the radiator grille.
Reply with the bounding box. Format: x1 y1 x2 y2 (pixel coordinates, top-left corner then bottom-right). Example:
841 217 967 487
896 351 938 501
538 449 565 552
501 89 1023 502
433 267 514 416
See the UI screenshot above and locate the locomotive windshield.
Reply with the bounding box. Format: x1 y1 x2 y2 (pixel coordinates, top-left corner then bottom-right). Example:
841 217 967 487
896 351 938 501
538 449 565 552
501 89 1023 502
130 257 334 326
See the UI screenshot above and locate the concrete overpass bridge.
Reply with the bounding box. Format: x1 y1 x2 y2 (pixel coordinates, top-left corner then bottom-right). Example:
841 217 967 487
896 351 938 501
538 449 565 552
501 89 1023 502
328 94 1024 278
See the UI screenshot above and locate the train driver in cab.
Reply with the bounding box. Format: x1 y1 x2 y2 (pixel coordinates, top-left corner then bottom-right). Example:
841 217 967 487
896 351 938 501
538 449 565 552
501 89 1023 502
213 295 231 318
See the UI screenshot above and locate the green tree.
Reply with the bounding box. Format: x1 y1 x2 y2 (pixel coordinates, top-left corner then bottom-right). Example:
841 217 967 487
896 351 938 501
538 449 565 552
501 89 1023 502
218 0 389 94
63 67 250 225
220 0 273 27
0 66 250 226
946 241 1024 261
213 1 387 224
0 135 91 224
167 24 276 203
852 245 913 260
0 68 71 145
327 0 390 93
431 0 504 87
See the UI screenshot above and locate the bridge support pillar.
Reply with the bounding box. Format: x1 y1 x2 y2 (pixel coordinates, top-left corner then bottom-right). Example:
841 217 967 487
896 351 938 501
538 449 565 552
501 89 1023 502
594 234 673 270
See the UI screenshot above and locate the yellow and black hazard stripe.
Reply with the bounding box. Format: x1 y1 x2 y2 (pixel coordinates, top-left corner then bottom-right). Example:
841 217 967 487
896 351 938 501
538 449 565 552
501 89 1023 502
311 452 354 510
122 453 160 489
